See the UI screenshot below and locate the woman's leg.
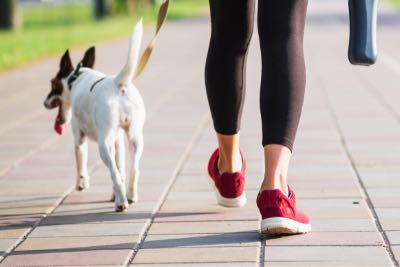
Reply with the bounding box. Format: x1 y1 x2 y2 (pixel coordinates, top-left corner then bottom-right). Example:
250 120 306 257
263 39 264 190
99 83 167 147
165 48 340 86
205 0 255 174
257 0 308 195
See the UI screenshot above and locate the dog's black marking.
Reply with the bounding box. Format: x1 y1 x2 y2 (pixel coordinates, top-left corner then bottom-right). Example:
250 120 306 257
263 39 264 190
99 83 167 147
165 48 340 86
67 62 83 90
90 77 106 92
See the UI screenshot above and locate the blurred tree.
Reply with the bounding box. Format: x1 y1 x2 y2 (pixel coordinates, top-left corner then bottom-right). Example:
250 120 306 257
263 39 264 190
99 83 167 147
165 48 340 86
93 0 113 19
0 0 20 30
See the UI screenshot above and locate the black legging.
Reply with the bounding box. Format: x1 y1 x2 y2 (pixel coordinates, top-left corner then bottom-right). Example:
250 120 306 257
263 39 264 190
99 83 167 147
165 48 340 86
205 0 308 152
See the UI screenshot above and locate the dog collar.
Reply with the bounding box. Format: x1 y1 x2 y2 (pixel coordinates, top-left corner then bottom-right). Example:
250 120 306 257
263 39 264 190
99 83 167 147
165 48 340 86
67 62 83 90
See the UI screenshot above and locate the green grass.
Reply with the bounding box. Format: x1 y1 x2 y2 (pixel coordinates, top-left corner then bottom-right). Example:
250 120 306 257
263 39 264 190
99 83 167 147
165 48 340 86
0 0 208 72
390 0 400 8
167 0 209 20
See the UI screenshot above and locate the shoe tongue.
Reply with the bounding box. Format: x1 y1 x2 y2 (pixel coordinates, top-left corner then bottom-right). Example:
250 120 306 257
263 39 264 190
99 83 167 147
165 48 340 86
258 188 288 202
220 171 241 178
258 188 280 197
256 189 280 207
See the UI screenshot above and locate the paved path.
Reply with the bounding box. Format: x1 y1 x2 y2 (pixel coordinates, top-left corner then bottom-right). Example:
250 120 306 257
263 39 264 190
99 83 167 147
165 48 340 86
1 0 400 266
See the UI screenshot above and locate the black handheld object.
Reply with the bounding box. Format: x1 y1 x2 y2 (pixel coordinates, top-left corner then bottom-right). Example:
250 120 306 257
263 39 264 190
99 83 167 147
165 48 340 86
348 0 378 66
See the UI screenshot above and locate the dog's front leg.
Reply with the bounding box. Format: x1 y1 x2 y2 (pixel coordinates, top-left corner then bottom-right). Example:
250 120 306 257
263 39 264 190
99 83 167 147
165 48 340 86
98 137 128 212
75 134 90 191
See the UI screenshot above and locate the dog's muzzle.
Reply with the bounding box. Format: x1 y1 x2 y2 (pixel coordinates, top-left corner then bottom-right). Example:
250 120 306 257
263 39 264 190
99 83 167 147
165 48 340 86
44 98 60 110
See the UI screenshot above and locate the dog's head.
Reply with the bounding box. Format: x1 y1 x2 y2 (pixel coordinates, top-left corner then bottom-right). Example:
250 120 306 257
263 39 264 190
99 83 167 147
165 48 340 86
43 47 95 135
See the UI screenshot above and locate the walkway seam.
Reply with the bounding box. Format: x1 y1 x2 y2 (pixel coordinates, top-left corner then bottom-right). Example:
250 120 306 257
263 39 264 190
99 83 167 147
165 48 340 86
352 49 400 124
318 75 399 267
0 160 103 263
0 106 105 261
259 239 266 267
125 114 211 266
380 50 400 76
0 108 44 137
0 135 57 179
0 185 74 262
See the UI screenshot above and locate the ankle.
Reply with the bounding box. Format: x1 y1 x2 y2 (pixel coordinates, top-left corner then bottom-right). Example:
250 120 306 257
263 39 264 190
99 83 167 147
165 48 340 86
260 180 288 196
218 150 242 174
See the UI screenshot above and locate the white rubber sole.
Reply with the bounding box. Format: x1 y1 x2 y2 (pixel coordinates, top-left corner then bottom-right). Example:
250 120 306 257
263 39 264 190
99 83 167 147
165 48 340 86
208 176 246 207
260 217 311 235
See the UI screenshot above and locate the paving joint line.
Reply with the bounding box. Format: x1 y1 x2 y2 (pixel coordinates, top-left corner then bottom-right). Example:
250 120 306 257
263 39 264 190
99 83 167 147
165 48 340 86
0 160 103 263
379 50 400 76
355 50 400 123
318 75 399 267
0 89 44 116
0 108 44 137
0 185 74 263
0 135 57 179
125 114 211 266
258 238 266 266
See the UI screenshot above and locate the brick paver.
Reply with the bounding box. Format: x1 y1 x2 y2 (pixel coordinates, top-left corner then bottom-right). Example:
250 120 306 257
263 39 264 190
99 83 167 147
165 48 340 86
1 0 400 266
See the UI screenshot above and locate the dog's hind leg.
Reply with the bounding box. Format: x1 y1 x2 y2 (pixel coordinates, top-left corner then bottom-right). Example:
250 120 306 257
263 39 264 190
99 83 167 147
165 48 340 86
115 130 126 183
98 134 128 212
110 130 126 202
126 128 144 204
74 131 90 191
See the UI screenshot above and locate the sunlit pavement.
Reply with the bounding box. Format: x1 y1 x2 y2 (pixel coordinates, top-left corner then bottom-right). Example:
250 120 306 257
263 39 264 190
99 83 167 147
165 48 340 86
0 0 400 266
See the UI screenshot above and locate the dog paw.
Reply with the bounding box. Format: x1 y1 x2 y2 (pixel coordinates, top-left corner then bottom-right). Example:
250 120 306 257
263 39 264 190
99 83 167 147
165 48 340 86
76 185 88 191
127 193 138 204
115 203 129 212
76 175 90 191
128 198 138 205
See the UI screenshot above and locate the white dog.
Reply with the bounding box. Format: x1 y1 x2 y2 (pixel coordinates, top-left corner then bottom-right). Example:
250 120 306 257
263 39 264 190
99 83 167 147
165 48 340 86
44 20 145 212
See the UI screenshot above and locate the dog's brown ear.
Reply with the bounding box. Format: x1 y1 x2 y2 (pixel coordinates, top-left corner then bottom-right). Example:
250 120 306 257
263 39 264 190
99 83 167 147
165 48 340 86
59 50 73 78
82 46 95 68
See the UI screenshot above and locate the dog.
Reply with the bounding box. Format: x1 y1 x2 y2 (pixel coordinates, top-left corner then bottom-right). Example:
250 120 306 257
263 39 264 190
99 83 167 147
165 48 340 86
43 20 145 212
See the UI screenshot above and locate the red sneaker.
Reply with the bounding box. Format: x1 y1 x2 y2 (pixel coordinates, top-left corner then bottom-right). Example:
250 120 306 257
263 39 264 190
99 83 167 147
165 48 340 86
207 148 246 207
257 186 311 234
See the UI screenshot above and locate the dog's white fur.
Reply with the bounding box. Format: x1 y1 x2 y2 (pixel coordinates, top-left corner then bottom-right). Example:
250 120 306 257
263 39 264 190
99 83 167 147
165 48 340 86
45 20 145 211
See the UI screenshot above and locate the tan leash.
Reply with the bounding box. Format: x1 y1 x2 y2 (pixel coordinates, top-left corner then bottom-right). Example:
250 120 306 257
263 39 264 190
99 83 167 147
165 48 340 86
134 0 170 79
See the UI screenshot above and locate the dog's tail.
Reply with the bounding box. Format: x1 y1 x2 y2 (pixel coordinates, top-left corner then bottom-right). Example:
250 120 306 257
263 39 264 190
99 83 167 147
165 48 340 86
115 19 143 86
